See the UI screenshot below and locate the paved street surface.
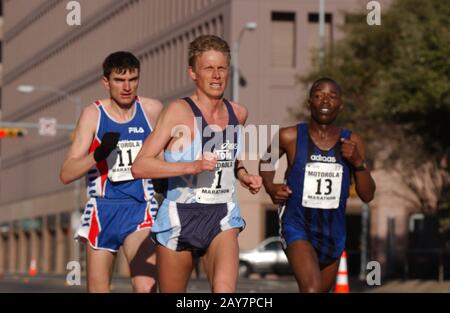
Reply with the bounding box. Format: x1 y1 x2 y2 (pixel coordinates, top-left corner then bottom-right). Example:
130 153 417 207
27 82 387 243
0 274 449 292
367 280 450 293
0 274 299 293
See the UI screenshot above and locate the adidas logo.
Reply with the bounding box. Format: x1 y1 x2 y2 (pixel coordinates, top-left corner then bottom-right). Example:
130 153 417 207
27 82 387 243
310 154 336 163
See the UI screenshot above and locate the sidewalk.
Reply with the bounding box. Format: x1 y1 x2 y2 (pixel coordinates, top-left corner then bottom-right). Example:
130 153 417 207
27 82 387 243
368 280 450 293
0 273 131 292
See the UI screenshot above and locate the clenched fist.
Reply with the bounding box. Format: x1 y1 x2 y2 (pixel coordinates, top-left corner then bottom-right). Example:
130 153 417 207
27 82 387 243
340 138 364 167
189 152 218 175
239 173 263 194
267 184 292 205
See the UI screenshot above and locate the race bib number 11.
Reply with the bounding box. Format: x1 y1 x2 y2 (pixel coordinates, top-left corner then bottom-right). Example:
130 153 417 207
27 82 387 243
107 140 142 182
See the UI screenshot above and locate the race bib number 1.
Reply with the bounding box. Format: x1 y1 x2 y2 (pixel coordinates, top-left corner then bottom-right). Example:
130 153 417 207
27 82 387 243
107 140 142 182
195 149 234 204
302 162 343 209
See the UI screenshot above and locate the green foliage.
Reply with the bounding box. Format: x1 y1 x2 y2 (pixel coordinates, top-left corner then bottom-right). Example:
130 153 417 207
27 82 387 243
298 0 450 165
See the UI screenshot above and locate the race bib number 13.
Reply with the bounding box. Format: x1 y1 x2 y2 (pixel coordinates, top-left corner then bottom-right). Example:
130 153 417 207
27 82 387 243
302 162 343 209
107 140 142 182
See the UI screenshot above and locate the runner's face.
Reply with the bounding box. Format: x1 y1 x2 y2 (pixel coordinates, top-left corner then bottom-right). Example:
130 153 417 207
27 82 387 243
189 50 229 99
308 82 343 125
103 69 139 107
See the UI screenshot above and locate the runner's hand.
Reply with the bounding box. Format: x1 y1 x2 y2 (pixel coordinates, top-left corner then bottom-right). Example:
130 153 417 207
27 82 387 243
94 132 120 162
267 184 292 204
239 173 263 194
340 138 363 167
190 152 217 175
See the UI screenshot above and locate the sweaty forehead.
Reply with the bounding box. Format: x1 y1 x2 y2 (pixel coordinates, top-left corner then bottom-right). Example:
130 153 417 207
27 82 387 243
312 81 341 95
110 68 139 77
196 50 229 62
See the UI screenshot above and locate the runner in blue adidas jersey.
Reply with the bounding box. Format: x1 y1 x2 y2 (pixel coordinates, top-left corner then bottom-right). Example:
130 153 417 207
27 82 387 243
132 35 262 292
259 78 376 292
60 51 163 292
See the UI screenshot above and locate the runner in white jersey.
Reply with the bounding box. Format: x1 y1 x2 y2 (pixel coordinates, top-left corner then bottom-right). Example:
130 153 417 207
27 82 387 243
132 35 262 292
60 51 163 292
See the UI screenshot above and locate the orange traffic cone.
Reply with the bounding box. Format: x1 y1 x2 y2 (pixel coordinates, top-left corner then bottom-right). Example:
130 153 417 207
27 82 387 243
28 259 38 277
335 251 350 293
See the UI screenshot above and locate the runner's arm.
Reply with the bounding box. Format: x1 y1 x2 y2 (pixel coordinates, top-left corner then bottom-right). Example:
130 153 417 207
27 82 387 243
59 105 98 184
231 102 262 194
259 127 294 204
132 101 216 179
349 133 376 202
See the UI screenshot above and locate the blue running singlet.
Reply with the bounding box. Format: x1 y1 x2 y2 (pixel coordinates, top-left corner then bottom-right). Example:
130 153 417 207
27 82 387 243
152 97 245 256
75 97 158 251
280 123 352 264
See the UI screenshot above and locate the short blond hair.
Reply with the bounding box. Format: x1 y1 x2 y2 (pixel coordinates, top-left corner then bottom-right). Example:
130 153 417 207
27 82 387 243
188 35 231 68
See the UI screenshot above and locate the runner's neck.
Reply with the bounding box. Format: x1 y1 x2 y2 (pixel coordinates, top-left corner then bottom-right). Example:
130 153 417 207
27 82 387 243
190 94 229 129
308 122 341 151
105 98 136 122
191 93 224 114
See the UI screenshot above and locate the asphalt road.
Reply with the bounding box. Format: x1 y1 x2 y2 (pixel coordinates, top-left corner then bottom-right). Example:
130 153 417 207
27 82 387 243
0 274 300 293
2 274 447 293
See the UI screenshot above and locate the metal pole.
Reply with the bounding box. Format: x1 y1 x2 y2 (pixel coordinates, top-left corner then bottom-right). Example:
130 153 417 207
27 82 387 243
232 40 240 102
387 217 396 278
38 89 82 265
0 121 75 130
231 23 256 102
359 202 370 281
17 85 82 264
72 96 82 264
319 0 326 66
36 86 81 109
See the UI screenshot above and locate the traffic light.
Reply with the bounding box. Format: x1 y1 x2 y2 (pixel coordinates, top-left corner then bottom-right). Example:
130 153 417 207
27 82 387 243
0 128 27 138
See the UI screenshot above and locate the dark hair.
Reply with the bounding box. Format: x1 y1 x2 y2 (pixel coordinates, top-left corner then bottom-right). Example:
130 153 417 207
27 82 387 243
188 35 231 68
309 77 342 97
103 51 140 78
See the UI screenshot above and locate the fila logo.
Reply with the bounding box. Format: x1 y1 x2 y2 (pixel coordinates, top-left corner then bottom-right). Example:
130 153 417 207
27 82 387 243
129 127 144 134
310 154 336 163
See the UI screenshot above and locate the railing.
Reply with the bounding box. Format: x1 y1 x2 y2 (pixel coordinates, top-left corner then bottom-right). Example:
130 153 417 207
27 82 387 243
404 249 450 281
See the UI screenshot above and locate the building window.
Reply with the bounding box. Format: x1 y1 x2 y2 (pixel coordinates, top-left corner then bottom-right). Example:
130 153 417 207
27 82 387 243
306 12 334 59
271 11 296 68
308 13 333 24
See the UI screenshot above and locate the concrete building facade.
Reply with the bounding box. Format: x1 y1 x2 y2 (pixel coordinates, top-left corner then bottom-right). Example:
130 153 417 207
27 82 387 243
0 0 417 279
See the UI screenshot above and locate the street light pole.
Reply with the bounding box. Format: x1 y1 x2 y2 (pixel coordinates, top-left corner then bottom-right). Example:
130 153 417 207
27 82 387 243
17 84 82 264
319 0 326 67
232 22 257 102
17 85 82 116
359 202 370 281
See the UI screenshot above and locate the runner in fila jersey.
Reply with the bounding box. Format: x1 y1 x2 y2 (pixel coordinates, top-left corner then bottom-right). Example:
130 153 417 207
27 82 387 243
132 35 262 292
259 78 376 292
60 51 163 293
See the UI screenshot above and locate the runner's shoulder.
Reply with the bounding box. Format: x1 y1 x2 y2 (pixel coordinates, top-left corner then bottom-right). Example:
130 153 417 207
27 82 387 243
74 103 99 134
280 126 297 147
139 97 163 110
139 97 164 118
162 98 194 124
228 100 248 125
80 102 100 123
